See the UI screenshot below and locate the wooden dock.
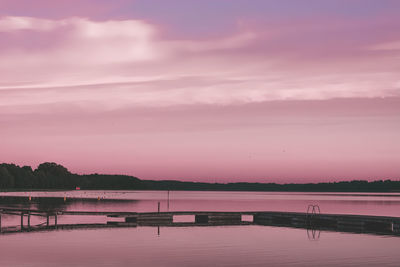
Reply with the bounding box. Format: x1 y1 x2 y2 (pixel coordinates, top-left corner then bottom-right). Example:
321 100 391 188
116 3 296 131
0 207 399 236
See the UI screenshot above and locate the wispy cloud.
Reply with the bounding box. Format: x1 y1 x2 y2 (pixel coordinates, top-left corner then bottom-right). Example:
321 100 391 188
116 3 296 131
1 15 400 110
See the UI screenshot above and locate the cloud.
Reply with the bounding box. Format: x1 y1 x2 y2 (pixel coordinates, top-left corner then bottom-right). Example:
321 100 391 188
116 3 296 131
0 16 159 62
0 15 400 110
0 16 56 31
0 16 259 90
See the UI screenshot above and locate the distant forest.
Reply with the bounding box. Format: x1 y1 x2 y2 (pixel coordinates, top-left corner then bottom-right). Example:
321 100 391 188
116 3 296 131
0 162 399 192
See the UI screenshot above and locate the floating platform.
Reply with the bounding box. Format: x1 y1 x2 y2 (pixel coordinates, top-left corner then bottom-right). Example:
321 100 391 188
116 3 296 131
0 207 399 236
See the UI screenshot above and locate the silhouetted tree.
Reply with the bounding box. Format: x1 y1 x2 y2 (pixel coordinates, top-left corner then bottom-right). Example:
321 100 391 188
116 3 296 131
0 165 15 188
0 162 399 192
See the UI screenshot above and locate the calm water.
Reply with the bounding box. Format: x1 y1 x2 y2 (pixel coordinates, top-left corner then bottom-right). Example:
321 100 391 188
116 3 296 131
1 190 400 216
1 191 400 266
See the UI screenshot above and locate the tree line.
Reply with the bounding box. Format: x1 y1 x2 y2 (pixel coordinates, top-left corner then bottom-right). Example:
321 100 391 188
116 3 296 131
0 162 399 192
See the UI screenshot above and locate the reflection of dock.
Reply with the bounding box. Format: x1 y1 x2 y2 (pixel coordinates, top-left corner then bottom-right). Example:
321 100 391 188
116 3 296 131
1 208 400 237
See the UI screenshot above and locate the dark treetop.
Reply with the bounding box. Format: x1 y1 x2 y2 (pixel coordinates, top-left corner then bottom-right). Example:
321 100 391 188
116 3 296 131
0 162 399 192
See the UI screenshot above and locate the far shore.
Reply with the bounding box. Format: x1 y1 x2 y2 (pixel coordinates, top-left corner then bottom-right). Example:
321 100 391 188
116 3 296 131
1 162 399 193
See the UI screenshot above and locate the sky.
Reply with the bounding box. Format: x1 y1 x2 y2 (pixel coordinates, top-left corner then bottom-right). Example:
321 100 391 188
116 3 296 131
0 0 399 182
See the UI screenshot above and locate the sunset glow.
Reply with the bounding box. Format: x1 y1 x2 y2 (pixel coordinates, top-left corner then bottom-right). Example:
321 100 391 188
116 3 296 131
1 0 399 181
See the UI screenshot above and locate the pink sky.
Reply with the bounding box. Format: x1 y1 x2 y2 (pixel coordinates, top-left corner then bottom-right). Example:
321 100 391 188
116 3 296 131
0 1 399 182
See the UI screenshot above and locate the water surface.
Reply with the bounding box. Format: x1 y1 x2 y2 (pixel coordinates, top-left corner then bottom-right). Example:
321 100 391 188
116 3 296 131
0 225 399 267
1 191 400 266
1 190 400 216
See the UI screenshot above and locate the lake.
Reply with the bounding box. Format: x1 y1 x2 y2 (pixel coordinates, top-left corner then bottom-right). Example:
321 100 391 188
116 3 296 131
0 191 400 266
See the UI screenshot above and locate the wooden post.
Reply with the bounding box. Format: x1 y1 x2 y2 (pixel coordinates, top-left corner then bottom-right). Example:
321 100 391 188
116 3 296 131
20 213 24 230
167 191 170 211
55 213 58 229
28 212 31 230
158 202 160 213
46 214 50 227
0 213 2 233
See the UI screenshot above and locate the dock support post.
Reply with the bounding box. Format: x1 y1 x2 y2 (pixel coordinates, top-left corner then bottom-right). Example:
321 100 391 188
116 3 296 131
55 213 58 229
28 212 31 230
46 214 49 227
167 191 170 211
20 213 24 231
158 202 160 213
0 213 2 233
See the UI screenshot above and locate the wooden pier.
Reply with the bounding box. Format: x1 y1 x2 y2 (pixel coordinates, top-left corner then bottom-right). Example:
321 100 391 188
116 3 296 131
0 207 400 236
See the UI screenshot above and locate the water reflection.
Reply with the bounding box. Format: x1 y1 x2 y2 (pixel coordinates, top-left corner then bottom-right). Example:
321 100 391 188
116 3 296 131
0 225 399 267
1 192 400 266
2 191 400 217
307 228 321 241
0 196 139 212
